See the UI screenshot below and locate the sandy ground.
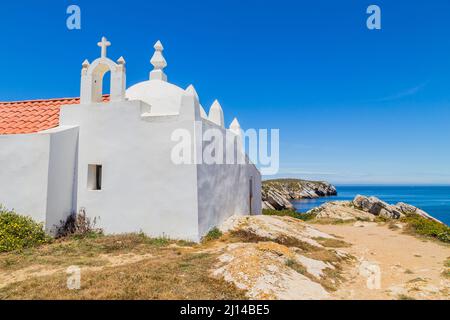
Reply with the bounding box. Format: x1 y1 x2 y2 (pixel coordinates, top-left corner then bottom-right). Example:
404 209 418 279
313 222 450 300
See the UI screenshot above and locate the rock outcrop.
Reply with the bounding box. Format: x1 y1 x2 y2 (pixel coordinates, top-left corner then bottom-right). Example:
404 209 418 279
214 215 348 299
261 188 296 211
212 242 330 300
262 179 337 211
352 195 403 219
309 201 376 222
310 195 444 224
394 202 443 224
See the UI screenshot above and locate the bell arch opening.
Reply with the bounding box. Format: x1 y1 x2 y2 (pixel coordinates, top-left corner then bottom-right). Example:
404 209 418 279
91 63 113 103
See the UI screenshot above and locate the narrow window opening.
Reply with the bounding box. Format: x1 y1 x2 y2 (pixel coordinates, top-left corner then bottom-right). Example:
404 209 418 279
88 164 102 190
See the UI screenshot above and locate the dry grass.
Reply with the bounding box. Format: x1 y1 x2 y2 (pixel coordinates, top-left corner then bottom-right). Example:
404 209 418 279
313 237 351 248
0 231 248 299
229 229 318 252
228 229 273 243
0 234 246 300
0 252 246 300
0 221 356 300
284 258 342 292
0 233 192 273
229 229 351 265
302 249 342 264
309 218 354 225
443 257 450 279
285 258 308 274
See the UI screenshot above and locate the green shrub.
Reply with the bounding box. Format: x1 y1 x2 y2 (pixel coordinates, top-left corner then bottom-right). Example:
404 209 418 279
137 232 171 247
0 206 51 252
262 209 317 222
401 214 450 243
203 227 223 242
285 258 307 275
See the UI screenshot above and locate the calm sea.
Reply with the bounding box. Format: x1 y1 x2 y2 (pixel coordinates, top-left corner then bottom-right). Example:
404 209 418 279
292 186 450 225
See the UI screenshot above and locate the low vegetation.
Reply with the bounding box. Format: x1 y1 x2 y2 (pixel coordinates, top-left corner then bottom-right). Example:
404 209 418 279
262 179 329 192
284 255 344 292
202 227 223 242
443 258 450 279
262 209 317 221
0 232 190 273
285 258 307 274
0 234 245 299
0 213 243 299
229 228 349 266
1 206 446 300
56 209 102 239
313 237 350 248
0 206 51 253
401 213 450 243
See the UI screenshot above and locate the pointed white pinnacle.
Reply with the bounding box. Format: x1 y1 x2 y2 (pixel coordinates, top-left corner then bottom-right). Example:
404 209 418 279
154 40 164 51
117 56 126 65
185 85 199 100
180 85 201 120
230 118 242 135
208 99 224 127
230 117 241 130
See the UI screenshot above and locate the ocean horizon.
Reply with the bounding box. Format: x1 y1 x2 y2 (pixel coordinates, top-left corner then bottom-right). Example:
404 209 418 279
292 185 450 225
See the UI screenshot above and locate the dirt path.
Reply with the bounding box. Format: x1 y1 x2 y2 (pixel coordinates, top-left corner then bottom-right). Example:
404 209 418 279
313 222 450 300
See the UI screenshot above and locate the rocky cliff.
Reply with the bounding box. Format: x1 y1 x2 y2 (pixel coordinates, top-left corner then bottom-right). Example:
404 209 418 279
309 194 445 224
262 179 337 211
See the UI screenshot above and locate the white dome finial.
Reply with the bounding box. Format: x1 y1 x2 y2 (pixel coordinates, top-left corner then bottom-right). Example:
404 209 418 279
150 40 167 81
97 36 111 58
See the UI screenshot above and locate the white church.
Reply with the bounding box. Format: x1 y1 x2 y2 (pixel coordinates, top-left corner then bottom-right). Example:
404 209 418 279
0 37 261 242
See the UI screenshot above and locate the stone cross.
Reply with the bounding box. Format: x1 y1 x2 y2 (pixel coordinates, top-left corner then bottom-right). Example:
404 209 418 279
97 37 111 58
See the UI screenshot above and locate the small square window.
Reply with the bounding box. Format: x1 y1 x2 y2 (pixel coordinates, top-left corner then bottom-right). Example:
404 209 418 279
87 164 102 190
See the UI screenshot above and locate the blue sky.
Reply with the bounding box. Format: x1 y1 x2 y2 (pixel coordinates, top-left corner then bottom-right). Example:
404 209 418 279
0 0 449 184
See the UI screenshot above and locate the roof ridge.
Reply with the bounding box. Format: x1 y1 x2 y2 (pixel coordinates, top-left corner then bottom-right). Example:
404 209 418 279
0 97 80 104
0 94 110 104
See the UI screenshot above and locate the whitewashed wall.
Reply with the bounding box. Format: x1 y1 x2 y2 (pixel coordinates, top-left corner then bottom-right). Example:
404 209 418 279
60 101 200 241
0 133 50 223
196 121 262 237
0 127 78 233
44 126 79 233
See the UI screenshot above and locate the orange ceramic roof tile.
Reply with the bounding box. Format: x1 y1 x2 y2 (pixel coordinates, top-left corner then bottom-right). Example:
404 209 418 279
0 96 109 135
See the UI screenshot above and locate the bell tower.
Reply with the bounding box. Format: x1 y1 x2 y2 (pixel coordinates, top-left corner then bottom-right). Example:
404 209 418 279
80 37 126 104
